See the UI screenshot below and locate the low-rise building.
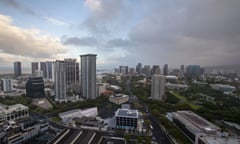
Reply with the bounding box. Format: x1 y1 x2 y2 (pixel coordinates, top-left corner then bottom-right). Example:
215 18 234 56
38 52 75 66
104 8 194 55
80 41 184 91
58 107 98 124
210 84 236 94
1 119 48 144
0 104 29 121
114 108 143 133
169 111 238 144
109 93 129 105
97 83 109 96
165 83 188 91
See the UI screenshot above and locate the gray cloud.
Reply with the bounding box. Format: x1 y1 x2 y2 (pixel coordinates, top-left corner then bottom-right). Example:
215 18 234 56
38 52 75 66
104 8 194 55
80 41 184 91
61 36 99 46
126 0 240 67
2 0 37 15
82 0 131 36
106 38 132 48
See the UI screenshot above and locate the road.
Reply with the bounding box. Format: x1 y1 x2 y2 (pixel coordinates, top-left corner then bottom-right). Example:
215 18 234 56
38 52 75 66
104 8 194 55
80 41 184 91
126 77 172 144
149 116 172 144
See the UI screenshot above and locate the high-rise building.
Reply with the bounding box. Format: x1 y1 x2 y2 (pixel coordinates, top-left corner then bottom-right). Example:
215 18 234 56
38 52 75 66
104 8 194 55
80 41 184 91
151 65 161 75
143 65 151 76
129 68 135 75
54 61 67 102
64 58 79 85
119 66 128 75
151 75 165 100
31 62 39 74
163 64 168 76
186 65 201 78
136 63 142 74
46 61 55 81
14 61 22 78
40 62 47 78
80 54 97 99
26 77 45 98
180 65 184 73
1 79 14 92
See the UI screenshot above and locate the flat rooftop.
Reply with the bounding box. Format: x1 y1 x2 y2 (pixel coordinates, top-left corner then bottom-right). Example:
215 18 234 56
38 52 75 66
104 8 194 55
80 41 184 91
0 103 29 114
115 109 139 118
173 111 219 133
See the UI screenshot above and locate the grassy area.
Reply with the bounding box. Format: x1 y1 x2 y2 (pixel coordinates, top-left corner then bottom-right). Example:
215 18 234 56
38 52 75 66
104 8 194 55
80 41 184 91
171 92 186 101
171 92 201 110
51 116 61 122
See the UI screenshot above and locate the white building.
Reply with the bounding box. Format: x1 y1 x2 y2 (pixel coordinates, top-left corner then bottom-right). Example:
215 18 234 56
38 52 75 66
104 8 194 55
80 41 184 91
165 83 188 91
151 75 165 100
1 79 14 92
59 107 98 123
80 54 97 99
0 104 29 121
4 120 48 144
171 111 238 144
115 108 143 132
109 93 129 105
54 60 67 103
210 84 236 94
97 83 109 96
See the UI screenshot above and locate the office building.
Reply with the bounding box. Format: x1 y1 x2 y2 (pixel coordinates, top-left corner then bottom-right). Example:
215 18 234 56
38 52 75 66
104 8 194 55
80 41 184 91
115 108 140 130
26 77 45 98
180 65 184 73
0 103 29 121
109 93 129 105
129 68 135 75
46 61 55 81
119 66 128 75
33 70 43 77
163 64 168 76
114 68 119 74
143 65 151 76
31 62 39 74
55 60 67 102
14 61 22 78
80 54 97 99
136 63 142 74
64 58 79 85
151 65 161 75
186 65 201 78
151 75 165 100
1 79 14 92
40 62 47 78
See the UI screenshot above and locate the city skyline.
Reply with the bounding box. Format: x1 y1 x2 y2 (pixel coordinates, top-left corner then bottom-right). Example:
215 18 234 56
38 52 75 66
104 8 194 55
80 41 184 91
1 0 240 71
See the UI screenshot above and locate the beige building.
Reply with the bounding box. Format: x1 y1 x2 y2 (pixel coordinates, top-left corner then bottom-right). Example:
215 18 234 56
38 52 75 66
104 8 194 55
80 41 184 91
0 103 29 121
109 94 129 105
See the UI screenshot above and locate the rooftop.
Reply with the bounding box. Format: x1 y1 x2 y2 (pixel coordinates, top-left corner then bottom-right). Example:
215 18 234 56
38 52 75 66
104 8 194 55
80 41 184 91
173 111 219 133
0 103 29 114
115 108 139 118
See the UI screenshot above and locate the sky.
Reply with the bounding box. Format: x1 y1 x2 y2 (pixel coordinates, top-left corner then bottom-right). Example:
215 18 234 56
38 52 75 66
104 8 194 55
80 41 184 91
0 0 240 72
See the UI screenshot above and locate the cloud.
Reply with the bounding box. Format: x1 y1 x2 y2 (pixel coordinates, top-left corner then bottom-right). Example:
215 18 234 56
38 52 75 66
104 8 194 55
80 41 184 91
61 36 98 46
85 0 102 12
82 0 128 35
45 17 69 26
127 0 240 67
106 38 132 48
1 0 37 15
0 14 67 62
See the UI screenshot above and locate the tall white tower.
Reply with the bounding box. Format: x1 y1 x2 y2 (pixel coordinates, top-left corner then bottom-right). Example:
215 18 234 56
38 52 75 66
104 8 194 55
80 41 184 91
80 54 97 99
54 60 67 103
151 75 165 100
